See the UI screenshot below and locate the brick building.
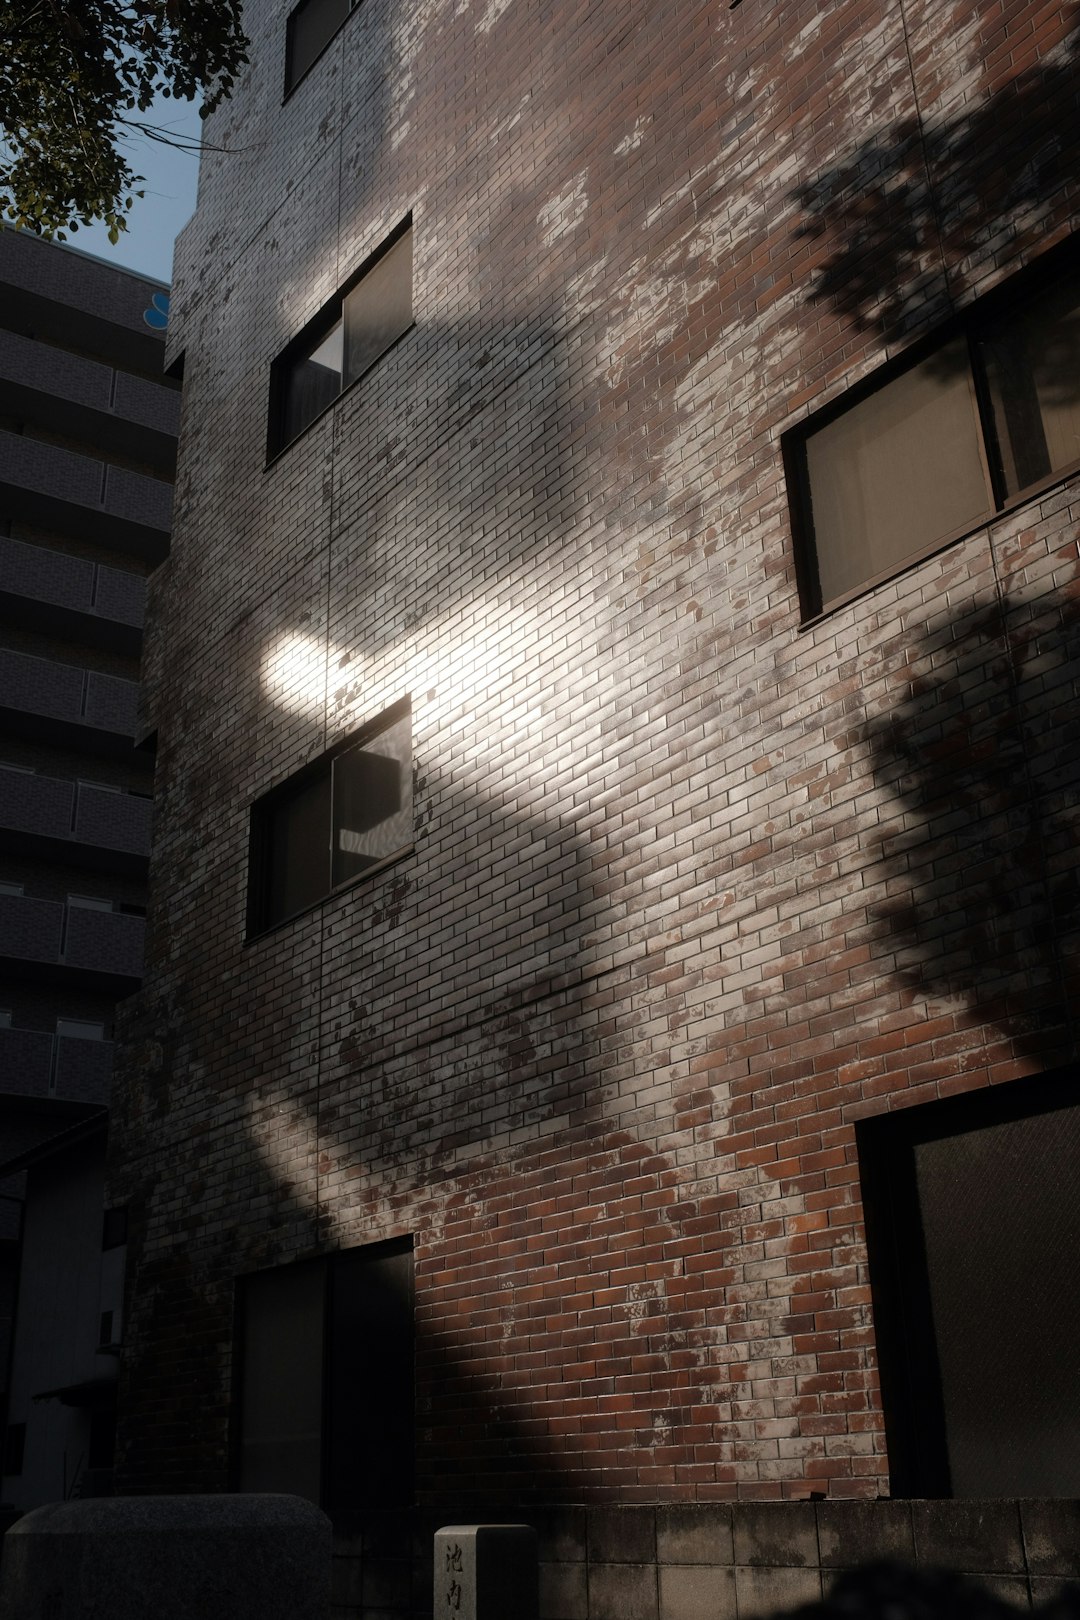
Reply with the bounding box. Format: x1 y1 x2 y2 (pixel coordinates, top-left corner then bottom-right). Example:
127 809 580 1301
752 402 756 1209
111 0 1080 1606
0 229 177 1505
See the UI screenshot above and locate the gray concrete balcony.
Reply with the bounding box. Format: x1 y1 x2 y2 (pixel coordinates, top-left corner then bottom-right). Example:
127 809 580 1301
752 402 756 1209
0 893 143 992
65 904 144 978
52 1034 114 1104
0 1028 53 1097
0 430 171 565
0 537 145 655
0 1028 114 1104
0 767 151 875
0 328 179 450
0 227 173 379
0 649 140 758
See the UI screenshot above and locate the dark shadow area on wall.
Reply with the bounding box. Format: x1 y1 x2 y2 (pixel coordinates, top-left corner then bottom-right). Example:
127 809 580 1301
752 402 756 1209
781 1563 1080 1620
791 9 1080 340
863 593 1080 1070
111 737 728 1505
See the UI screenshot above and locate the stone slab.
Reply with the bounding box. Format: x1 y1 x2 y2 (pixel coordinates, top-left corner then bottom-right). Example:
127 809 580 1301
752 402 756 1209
0 1493 331 1620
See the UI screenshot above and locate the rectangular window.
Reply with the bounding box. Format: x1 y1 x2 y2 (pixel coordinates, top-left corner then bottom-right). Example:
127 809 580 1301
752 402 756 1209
247 699 411 936
790 256 1080 618
858 1070 1080 1498
56 1018 105 1040
285 0 358 94
4 1423 25 1476
268 220 412 457
234 1238 414 1510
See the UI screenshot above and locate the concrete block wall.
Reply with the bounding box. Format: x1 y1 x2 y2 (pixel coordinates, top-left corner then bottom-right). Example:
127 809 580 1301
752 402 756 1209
110 0 1080 1509
327 1501 1080 1620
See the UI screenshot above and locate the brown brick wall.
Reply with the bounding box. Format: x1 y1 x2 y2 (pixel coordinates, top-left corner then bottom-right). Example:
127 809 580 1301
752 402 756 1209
112 0 1080 1505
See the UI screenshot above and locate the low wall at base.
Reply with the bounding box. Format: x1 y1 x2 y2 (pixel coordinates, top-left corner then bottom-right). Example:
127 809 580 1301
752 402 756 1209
330 1499 1080 1620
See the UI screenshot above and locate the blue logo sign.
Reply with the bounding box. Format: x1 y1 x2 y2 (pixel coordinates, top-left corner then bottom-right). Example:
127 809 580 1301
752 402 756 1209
143 292 170 331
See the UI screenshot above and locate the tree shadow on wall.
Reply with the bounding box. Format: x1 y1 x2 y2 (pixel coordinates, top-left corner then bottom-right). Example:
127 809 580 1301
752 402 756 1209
791 9 1080 341
863 592 1080 1069
781 1563 1080 1620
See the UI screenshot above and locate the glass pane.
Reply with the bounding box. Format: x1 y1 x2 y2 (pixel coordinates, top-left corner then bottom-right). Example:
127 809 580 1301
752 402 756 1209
239 1262 325 1501
331 713 412 889
281 316 343 447
56 1019 104 1040
981 278 1080 497
805 339 992 608
286 0 351 89
325 1243 413 1510
914 1101 1080 1496
266 769 332 925
343 228 412 390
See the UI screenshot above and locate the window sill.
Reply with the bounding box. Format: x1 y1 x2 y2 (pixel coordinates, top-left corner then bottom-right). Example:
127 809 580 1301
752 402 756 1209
798 457 1080 631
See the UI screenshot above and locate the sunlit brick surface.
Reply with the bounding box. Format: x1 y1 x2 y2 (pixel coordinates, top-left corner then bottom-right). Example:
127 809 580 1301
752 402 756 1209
112 0 1080 1508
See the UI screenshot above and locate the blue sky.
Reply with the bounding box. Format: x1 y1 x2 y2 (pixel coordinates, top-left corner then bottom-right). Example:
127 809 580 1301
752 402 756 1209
71 91 203 286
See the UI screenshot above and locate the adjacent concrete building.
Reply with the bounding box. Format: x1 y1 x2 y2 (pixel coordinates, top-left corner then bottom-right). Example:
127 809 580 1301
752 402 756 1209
0 228 177 1506
110 0 1080 1609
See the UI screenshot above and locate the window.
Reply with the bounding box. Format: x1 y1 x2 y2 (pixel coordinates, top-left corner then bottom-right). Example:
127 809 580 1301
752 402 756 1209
4 1423 25 1477
247 699 411 936
268 219 412 457
285 0 360 94
55 1018 105 1040
858 1070 1080 1498
102 1207 128 1250
234 1238 413 1510
790 256 1080 618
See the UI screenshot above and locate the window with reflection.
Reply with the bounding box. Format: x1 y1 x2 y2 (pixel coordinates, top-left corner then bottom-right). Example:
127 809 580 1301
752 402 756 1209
791 256 1080 618
285 0 358 94
269 219 412 456
247 699 412 935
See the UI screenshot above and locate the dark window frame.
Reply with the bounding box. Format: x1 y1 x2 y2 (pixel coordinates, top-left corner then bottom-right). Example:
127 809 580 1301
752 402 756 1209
266 216 413 462
101 1206 128 1250
230 1235 415 1512
787 240 1080 624
4 1422 25 1477
857 1067 1080 1499
283 0 362 98
246 696 412 941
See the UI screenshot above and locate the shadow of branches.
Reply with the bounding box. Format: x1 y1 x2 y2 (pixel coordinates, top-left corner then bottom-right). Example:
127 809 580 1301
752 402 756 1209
793 10 1080 341
864 592 1080 1066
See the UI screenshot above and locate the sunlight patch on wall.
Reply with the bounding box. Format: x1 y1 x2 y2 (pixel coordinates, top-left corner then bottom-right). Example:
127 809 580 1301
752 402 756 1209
262 631 337 719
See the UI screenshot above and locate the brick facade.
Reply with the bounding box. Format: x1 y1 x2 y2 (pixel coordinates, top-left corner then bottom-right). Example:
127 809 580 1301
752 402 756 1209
112 0 1080 1522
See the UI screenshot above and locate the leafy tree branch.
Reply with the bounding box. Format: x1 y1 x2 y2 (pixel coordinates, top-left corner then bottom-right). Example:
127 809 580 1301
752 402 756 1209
0 0 248 240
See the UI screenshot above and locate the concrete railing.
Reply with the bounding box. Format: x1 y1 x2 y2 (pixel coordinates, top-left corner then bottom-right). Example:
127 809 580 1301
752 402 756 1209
0 536 145 629
0 767 151 856
0 328 180 437
0 429 172 534
0 649 139 737
0 893 144 979
0 1028 114 1103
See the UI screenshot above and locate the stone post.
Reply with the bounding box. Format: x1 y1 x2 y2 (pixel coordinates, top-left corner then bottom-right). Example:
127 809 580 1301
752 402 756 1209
434 1524 538 1620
